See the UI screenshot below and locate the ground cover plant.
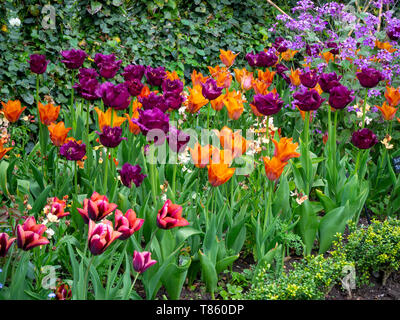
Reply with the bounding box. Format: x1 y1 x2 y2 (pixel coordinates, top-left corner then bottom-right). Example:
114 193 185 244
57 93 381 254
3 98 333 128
0 0 400 300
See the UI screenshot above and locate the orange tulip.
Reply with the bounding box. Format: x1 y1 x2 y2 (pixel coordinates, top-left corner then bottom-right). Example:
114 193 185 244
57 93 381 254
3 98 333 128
219 49 239 67
1 100 26 123
289 68 301 86
281 49 298 61
191 70 208 87
95 107 126 130
224 97 244 120
314 83 323 95
257 69 275 86
234 68 253 91
208 163 235 187
165 70 181 81
47 122 72 147
375 40 396 53
210 94 226 111
138 86 158 99
252 79 270 95
215 70 232 88
189 143 218 168
296 106 313 122
185 85 209 113
384 86 400 107
272 137 300 162
375 101 398 121
320 51 335 64
124 110 140 134
207 65 227 77
215 126 248 159
38 101 60 125
0 140 12 160
263 156 287 181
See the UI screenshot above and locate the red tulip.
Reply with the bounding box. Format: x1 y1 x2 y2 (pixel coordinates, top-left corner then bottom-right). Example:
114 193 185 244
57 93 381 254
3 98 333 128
114 209 144 240
16 217 49 251
0 233 16 257
157 199 189 230
77 192 117 224
88 220 121 255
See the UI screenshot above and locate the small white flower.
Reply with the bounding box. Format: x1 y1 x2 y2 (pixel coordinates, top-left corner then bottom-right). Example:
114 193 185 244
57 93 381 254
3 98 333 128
47 213 59 223
9 17 21 27
191 193 197 200
45 228 55 239
161 194 167 202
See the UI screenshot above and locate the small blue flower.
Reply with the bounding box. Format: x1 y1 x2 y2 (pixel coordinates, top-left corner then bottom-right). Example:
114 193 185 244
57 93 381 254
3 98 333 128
0 268 3 273
48 292 56 299
0 283 3 289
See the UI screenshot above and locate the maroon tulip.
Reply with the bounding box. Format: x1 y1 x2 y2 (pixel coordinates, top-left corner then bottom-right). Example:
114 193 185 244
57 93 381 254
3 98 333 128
60 49 88 69
73 68 100 100
97 125 126 148
16 217 49 251
318 72 342 93
299 70 319 88
28 54 49 74
133 251 157 274
88 220 121 255
145 66 167 87
126 79 144 97
201 78 223 100
157 199 189 230
252 92 283 116
167 126 190 153
356 67 384 88
94 53 122 79
164 92 185 110
119 163 146 188
293 88 325 111
245 52 258 67
255 51 278 68
329 85 354 110
162 79 183 95
122 64 146 81
326 41 339 55
96 82 131 110
0 233 16 257
132 108 170 144
55 282 72 300
114 209 144 240
77 192 118 224
139 92 168 112
351 128 378 149
60 140 86 161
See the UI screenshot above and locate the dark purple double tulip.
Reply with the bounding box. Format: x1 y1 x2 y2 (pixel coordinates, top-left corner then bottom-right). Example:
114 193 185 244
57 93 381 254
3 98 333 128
201 78 223 100
167 126 190 153
252 93 284 116
122 64 146 81
133 108 170 144
61 49 88 69
326 42 339 55
351 128 378 149
126 78 144 97
28 54 49 74
356 67 384 88
60 140 86 161
164 92 185 110
162 79 184 95
329 85 354 110
97 126 126 148
73 68 101 100
94 53 122 79
96 82 131 110
139 92 168 112
318 72 342 93
245 50 278 68
119 163 146 188
145 66 167 87
273 37 288 53
293 88 326 111
299 70 319 88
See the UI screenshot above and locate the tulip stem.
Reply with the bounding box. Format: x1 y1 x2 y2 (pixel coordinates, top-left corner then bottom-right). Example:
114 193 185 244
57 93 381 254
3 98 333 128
304 111 310 194
86 100 90 146
172 163 177 202
71 70 76 134
104 148 109 195
74 161 78 195
354 150 361 176
361 89 368 129
83 255 95 300
126 272 140 300
207 103 211 130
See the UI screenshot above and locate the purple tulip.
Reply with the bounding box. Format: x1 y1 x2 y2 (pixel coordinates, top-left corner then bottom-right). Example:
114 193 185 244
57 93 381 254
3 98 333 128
0 233 16 257
276 63 289 75
273 37 288 53
351 128 378 149
201 78 223 100
145 66 167 87
94 53 122 79
329 85 354 110
97 125 126 148
28 54 49 74
133 250 157 274
60 49 88 69
356 67 384 88
132 108 170 144
318 72 342 93
306 43 322 56
122 64 146 81
119 163 146 188
139 92 168 112
293 88 325 111
126 79 144 97
255 51 278 68
73 68 100 100
77 68 99 81
326 41 339 55
252 93 284 116
60 140 86 161
164 92 185 110
245 51 258 67
162 78 183 95
299 69 319 88
167 126 190 153
96 82 131 110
